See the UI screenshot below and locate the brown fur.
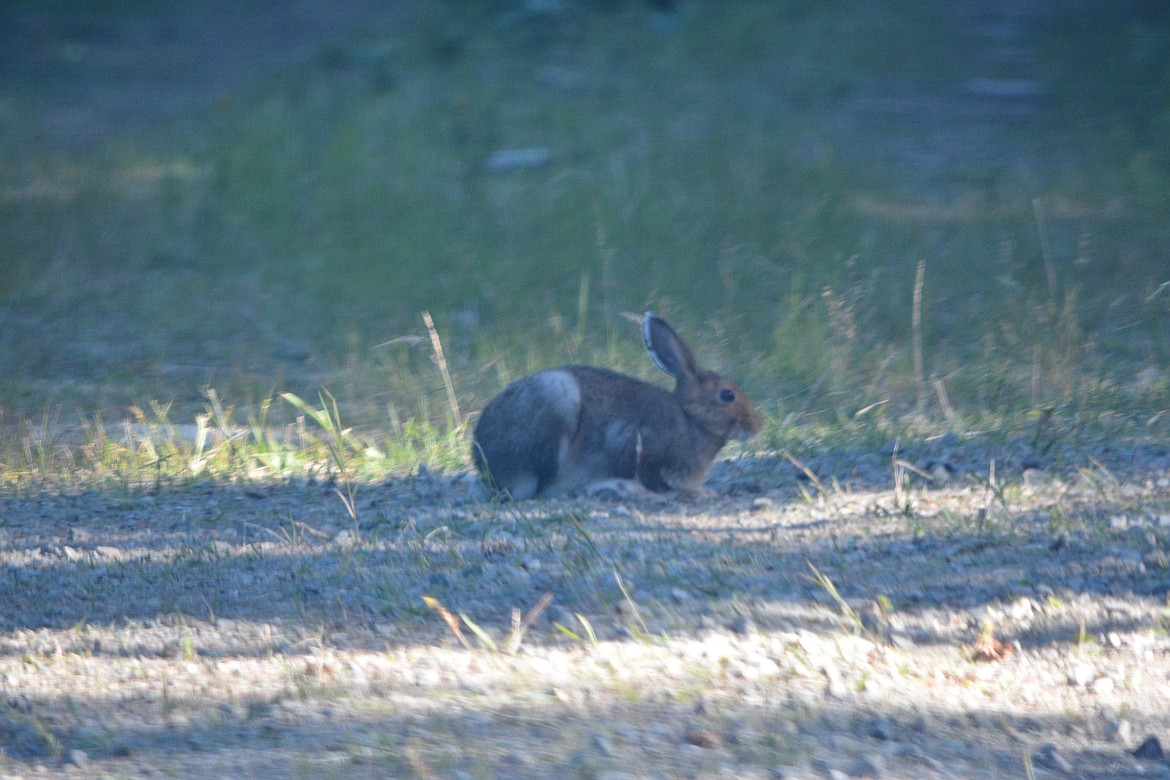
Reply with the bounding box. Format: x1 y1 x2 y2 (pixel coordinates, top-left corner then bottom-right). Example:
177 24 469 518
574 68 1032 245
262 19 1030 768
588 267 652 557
472 314 762 500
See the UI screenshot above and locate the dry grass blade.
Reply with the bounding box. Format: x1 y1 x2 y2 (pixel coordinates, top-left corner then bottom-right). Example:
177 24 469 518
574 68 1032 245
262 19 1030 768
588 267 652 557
913 258 926 416
422 596 473 651
614 571 652 639
281 390 361 533
806 562 863 635
422 310 462 430
506 592 554 655
459 612 500 653
783 450 824 493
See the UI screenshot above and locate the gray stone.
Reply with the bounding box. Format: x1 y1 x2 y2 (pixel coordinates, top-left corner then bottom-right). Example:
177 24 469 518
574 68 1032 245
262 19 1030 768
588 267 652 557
1134 735 1165 760
1033 743 1073 774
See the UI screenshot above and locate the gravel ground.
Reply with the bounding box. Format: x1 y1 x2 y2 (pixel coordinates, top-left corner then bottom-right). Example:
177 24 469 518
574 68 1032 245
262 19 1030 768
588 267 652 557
4 437 1170 779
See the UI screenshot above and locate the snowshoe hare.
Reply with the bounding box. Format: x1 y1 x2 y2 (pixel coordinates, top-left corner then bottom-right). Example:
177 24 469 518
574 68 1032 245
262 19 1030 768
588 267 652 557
472 313 762 499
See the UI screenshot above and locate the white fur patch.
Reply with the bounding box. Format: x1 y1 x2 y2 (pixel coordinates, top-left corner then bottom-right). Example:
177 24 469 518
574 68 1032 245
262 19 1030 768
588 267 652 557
532 370 581 427
582 478 658 501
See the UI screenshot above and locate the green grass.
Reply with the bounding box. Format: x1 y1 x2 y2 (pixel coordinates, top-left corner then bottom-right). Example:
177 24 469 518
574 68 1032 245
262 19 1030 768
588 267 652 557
0 1 1168 484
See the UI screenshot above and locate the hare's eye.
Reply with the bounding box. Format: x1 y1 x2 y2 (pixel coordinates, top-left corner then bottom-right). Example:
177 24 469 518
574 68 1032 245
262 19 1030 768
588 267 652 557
719 389 735 404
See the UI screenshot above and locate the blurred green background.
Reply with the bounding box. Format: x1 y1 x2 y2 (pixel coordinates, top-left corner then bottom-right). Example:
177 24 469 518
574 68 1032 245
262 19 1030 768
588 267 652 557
1 0 1168 464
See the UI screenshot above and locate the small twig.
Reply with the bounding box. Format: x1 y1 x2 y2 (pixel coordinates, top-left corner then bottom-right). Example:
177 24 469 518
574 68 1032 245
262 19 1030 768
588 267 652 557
422 596 473 651
893 458 934 481
783 450 824 493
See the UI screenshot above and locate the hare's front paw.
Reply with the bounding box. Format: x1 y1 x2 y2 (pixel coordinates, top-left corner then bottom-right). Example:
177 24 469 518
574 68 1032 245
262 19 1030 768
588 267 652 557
676 486 716 502
582 479 666 503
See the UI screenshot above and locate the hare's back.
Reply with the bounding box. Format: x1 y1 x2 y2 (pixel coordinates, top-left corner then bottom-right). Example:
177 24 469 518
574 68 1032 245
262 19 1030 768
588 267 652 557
564 365 674 409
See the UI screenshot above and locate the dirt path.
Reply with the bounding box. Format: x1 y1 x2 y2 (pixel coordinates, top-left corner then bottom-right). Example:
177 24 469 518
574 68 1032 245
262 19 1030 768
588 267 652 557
4 438 1170 777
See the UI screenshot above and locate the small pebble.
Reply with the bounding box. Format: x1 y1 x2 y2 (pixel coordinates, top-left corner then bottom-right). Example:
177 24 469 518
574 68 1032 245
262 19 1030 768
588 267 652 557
891 632 916 649
1009 597 1034 621
68 749 89 769
1104 718 1132 744
1068 663 1095 687
1134 735 1165 760
1093 676 1115 696
822 663 848 699
729 614 757 637
1033 743 1073 773
685 727 724 749
869 715 900 741
850 753 885 777
591 733 615 756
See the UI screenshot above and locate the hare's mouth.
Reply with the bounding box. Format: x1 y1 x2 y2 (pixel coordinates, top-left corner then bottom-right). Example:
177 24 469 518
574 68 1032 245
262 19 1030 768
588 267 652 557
730 417 764 441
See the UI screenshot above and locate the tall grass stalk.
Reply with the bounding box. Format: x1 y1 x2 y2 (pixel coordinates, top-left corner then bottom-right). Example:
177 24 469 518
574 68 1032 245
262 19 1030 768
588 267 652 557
912 258 926 417
1033 198 1058 320
575 271 590 352
422 311 462 431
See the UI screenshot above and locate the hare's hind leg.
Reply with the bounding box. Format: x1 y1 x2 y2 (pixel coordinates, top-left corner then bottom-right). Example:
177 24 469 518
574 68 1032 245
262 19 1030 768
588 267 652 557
472 370 581 500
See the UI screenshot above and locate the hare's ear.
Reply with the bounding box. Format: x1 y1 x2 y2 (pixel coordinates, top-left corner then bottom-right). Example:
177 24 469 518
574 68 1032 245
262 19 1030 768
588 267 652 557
642 312 700 383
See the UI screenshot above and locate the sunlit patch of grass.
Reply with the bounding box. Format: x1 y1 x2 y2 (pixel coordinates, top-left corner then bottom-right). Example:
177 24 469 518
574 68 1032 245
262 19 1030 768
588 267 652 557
0 385 470 492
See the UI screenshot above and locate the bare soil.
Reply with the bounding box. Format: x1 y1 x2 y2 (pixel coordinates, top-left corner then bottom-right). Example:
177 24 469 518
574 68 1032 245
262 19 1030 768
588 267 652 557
3 436 1170 778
